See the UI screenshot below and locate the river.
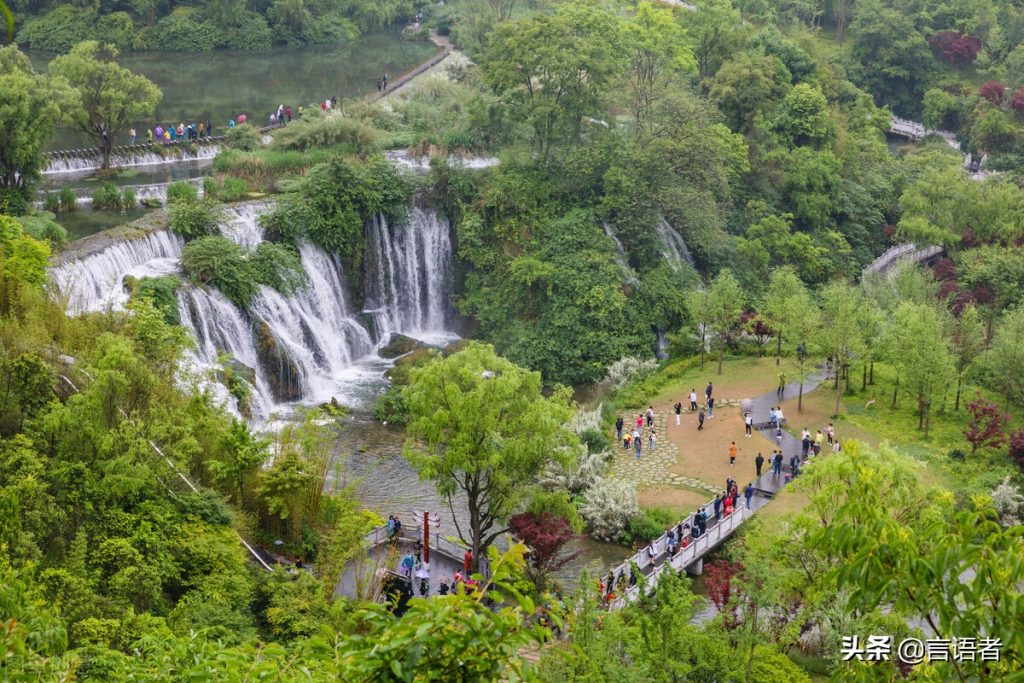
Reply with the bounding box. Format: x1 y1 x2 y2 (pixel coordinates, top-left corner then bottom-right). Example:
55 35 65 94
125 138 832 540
30 27 437 150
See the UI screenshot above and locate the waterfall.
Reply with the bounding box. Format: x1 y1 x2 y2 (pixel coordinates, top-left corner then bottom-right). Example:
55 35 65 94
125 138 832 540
177 286 278 420
50 230 185 314
42 145 220 177
220 202 269 249
49 195 458 418
655 216 696 270
363 209 454 341
249 243 375 402
602 223 641 287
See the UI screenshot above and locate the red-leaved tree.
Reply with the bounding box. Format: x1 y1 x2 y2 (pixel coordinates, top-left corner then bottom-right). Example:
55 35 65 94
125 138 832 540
508 512 581 593
963 393 1008 455
1009 428 1024 468
1012 88 1024 113
929 31 981 66
704 558 744 629
979 81 1007 105
743 312 773 356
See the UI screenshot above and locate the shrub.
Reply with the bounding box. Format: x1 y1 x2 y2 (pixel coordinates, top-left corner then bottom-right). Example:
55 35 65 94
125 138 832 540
58 186 78 212
372 385 408 424
17 214 68 246
223 13 273 50
252 242 307 295
133 275 182 325
605 356 658 389
929 31 981 66
539 448 606 495
181 236 260 308
1009 428 1024 468
580 427 610 455
169 201 219 240
120 187 137 210
979 81 1007 105
991 476 1024 526
623 509 669 545
579 477 639 542
226 124 263 152
271 115 380 155
1012 88 1024 113
149 8 221 51
167 181 199 204
91 183 122 210
42 192 61 213
220 177 250 201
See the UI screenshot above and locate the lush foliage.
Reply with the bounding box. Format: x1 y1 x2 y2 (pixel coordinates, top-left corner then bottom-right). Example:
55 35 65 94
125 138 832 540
180 235 305 308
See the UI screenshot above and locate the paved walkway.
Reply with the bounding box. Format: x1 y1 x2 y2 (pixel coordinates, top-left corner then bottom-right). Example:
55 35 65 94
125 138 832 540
607 407 727 494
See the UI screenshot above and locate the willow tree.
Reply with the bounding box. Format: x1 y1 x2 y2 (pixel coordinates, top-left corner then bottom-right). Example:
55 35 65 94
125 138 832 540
403 342 576 571
818 281 866 416
50 41 161 170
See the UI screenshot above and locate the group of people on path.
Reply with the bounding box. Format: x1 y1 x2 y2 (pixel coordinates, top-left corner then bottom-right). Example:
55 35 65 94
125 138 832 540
138 119 214 145
376 72 389 94
615 407 657 459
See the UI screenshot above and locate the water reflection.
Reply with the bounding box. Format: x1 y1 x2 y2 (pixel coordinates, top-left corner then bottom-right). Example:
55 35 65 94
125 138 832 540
30 28 437 150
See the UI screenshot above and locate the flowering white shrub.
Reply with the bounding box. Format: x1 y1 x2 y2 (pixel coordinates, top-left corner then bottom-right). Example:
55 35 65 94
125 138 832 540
992 476 1024 526
569 404 603 434
605 356 657 389
579 477 640 542
539 447 607 495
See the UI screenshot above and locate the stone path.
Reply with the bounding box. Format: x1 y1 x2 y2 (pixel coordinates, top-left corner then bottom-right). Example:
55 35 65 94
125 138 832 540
607 404 741 495
606 371 831 509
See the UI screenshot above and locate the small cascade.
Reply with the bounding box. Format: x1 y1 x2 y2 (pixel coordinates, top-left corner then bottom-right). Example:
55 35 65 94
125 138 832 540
248 243 375 403
655 216 696 270
363 209 454 340
219 202 269 249
602 223 641 287
384 150 500 172
42 145 220 177
177 286 278 420
50 230 185 313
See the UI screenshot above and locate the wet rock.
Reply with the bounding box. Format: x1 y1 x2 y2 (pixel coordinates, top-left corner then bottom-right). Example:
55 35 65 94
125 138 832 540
255 321 303 401
379 333 424 359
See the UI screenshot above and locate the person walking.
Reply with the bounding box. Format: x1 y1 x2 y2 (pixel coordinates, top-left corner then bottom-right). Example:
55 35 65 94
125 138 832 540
377 78 382 94
775 406 785 425
773 450 783 476
713 494 722 521
801 429 811 459
729 441 738 467
634 432 643 459
707 396 715 418
463 550 473 574
674 401 682 426
615 416 624 442
697 407 705 431
744 412 753 437
198 121 205 138
382 73 388 91
814 430 824 456
777 372 786 397
775 426 783 447
645 406 654 428
705 381 713 403
146 128 154 144
755 452 764 477
744 482 754 509
826 423 835 445
832 439 842 454
648 429 656 452
286 105 293 122
623 431 631 450
689 389 698 411
636 413 644 433
129 127 136 145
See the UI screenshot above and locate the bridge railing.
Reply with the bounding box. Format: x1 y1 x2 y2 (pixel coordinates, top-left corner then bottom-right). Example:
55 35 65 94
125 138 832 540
608 505 751 609
361 521 491 579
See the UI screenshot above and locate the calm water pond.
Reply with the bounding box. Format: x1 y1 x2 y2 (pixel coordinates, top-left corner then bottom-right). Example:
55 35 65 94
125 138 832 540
31 28 437 150
56 207 151 241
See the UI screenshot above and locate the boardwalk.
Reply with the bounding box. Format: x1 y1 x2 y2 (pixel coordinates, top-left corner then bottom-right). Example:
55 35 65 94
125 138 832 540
603 371 828 609
889 115 960 150
863 242 945 277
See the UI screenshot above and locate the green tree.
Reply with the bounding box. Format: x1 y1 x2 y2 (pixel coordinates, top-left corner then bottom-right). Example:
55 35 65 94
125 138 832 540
623 2 694 136
0 214 48 316
774 82 831 148
979 306 1024 409
0 46 73 209
818 281 866 415
950 304 985 411
403 342 577 570
759 267 820 408
49 41 161 170
683 0 742 82
685 287 712 370
708 51 788 132
707 269 745 375
481 3 623 159
889 302 955 437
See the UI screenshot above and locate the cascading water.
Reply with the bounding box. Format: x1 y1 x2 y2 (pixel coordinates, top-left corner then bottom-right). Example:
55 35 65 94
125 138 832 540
363 209 455 342
177 285 278 420
37 178 204 209
49 192 459 420
42 145 221 177
50 229 185 313
655 216 696 270
602 222 641 287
